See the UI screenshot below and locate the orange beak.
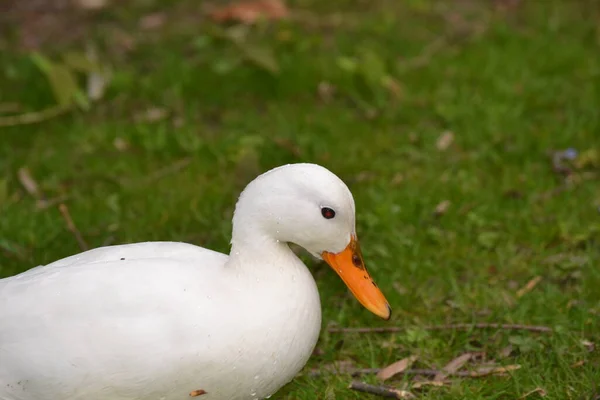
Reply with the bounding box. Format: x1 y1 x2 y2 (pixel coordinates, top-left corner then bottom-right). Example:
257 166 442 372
322 235 391 320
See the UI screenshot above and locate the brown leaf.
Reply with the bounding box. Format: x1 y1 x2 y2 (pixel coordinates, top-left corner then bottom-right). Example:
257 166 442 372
139 13 167 30
436 131 454 151
470 364 521 377
499 344 514 358
377 355 418 381
434 200 451 217
209 0 289 24
519 387 546 399
434 353 472 381
571 360 585 368
391 173 404 185
581 339 595 352
17 167 40 198
317 81 335 102
189 389 207 397
412 380 447 389
134 107 169 123
516 276 542 298
113 137 130 152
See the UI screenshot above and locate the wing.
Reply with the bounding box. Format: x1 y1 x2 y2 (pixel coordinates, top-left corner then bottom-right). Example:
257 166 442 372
0 242 231 399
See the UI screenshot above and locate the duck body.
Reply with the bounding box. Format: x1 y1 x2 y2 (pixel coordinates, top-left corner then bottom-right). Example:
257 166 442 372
1 241 321 400
0 163 390 399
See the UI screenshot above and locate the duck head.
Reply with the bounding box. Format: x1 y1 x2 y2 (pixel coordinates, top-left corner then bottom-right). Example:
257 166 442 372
232 163 391 320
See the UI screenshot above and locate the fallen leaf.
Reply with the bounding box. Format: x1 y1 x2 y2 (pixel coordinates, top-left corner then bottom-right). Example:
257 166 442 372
412 380 447 389
581 339 595 352
436 131 454 151
317 81 335 102
499 345 514 358
139 13 166 30
516 276 542 298
519 387 547 399
434 200 450 217
470 364 521 377
382 76 403 99
391 173 404 185
434 353 472 381
209 0 289 24
189 389 207 396
376 355 418 381
113 137 130 152
17 167 40 198
571 360 585 368
134 107 169 123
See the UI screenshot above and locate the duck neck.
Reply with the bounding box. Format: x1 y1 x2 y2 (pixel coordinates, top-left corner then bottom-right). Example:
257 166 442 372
226 223 300 274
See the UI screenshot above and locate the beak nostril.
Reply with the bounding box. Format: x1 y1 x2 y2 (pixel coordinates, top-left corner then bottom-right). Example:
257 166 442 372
351 254 362 268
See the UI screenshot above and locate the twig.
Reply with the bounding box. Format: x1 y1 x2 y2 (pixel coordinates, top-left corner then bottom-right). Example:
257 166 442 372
0 104 71 127
516 276 542 298
328 323 552 334
310 366 521 379
349 381 414 399
58 203 89 251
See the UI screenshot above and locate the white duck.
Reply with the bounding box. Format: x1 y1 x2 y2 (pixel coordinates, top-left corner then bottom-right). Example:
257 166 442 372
0 163 390 400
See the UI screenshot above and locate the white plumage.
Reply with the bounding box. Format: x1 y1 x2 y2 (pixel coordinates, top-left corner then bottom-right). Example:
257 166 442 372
0 163 389 400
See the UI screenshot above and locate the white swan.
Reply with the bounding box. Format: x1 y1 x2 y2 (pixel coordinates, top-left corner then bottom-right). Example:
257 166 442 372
0 163 390 400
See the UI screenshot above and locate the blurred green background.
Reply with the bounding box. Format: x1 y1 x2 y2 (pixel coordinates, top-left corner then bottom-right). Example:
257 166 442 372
1 0 599 398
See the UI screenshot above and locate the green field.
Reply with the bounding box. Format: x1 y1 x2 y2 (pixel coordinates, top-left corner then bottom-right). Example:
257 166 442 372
1 0 599 398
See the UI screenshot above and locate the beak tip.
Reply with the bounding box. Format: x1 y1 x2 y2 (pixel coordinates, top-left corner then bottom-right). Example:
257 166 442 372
380 304 392 320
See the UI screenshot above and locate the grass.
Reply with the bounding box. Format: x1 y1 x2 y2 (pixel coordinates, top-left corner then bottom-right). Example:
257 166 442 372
1 0 599 398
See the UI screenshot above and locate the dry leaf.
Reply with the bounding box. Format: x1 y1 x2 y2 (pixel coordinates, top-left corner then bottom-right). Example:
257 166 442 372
434 200 450 216
210 0 289 24
412 380 447 389
470 364 521 377
189 389 207 396
571 360 585 368
391 173 404 185
519 387 547 399
134 107 169 123
377 355 418 381
113 137 130 152
436 131 454 151
499 345 514 358
516 276 542 298
383 76 403 99
434 353 473 381
581 339 595 352
17 167 40 198
139 13 167 30
317 81 335 102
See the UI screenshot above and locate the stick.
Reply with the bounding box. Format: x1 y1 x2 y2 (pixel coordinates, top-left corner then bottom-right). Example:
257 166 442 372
58 203 89 251
328 323 552 334
349 382 414 399
310 366 520 379
0 104 71 127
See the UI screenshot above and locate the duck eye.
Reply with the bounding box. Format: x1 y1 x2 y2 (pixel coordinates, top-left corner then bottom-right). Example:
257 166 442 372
321 207 336 219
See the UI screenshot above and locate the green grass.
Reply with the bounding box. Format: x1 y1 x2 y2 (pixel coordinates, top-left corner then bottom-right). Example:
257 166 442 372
1 0 599 398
